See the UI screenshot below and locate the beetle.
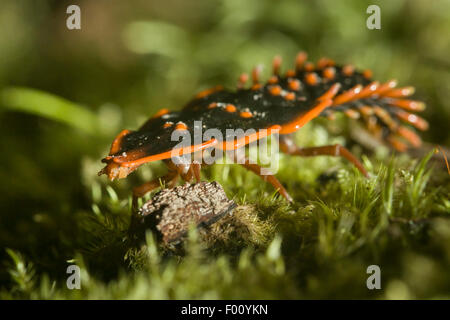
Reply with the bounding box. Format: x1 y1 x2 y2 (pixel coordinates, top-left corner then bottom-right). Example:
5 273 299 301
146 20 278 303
99 52 428 203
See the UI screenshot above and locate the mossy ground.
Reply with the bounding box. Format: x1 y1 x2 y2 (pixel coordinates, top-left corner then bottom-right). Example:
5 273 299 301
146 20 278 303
0 0 449 300
2 121 449 299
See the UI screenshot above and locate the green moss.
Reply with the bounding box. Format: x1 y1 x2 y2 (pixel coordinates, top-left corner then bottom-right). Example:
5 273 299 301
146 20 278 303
0 0 449 300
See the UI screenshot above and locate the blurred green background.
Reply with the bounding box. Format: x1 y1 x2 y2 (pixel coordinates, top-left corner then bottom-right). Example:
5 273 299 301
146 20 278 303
0 0 449 298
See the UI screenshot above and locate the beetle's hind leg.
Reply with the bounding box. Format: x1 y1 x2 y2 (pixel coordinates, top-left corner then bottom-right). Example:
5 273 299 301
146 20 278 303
280 135 368 177
227 150 293 202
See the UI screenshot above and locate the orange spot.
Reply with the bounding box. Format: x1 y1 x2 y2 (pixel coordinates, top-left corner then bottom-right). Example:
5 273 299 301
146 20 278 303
280 98 333 134
323 67 335 80
317 57 331 69
195 85 224 99
268 76 278 84
389 99 426 112
295 51 308 69
396 110 429 131
382 87 415 98
373 79 397 95
109 129 131 155
163 122 173 129
304 62 314 72
116 139 219 168
363 69 373 79
175 122 188 131
388 136 408 152
284 92 295 101
240 111 253 118
397 126 421 147
225 104 237 112
317 83 341 101
285 69 296 77
269 85 282 96
151 108 169 118
333 84 363 105
342 65 354 76
272 55 282 75
373 106 397 130
344 109 360 119
251 83 262 90
353 81 380 99
237 73 248 89
288 78 301 91
208 102 218 109
252 66 262 84
359 106 374 116
218 125 281 150
305 72 319 86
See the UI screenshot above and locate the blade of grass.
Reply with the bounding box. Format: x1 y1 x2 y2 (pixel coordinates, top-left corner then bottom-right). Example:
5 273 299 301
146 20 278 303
0 86 98 134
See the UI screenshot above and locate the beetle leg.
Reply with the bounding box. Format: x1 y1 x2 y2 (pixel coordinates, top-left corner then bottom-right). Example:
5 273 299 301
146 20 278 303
227 150 293 202
280 135 368 177
191 162 202 182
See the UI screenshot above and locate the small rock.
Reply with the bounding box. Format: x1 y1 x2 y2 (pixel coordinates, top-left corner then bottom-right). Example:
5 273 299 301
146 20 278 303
138 181 236 244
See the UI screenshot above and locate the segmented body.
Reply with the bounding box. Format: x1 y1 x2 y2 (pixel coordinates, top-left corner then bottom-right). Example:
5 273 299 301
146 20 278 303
99 52 428 199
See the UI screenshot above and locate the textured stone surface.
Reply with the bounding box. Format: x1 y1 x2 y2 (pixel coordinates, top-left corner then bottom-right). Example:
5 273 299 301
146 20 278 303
139 182 236 244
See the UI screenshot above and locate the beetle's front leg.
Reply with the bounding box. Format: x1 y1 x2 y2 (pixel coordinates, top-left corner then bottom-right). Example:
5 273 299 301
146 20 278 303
279 135 368 177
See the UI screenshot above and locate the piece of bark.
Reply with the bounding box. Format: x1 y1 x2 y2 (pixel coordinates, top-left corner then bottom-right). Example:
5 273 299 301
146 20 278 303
138 181 236 244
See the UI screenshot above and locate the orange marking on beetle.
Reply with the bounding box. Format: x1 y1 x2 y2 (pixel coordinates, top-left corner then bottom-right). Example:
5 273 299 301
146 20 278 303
268 76 279 84
280 84 340 134
251 83 262 90
304 62 314 72
288 78 301 91
269 85 282 96
151 108 169 118
195 85 224 99
109 129 131 155
237 73 249 89
359 105 374 116
396 110 429 131
342 65 355 76
295 51 307 69
333 84 363 105
317 57 331 69
382 86 415 98
387 136 408 152
373 106 397 130
163 122 173 129
284 92 296 101
218 125 281 150
323 67 336 80
363 69 373 79
225 104 237 112
208 102 218 109
272 55 282 75
115 139 219 168
285 69 296 77
240 111 253 118
397 126 422 147
373 79 398 95
389 99 426 112
353 81 380 99
252 65 262 84
280 98 333 134
318 83 341 101
305 72 319 86
175 122 188 131
344 109 360 119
